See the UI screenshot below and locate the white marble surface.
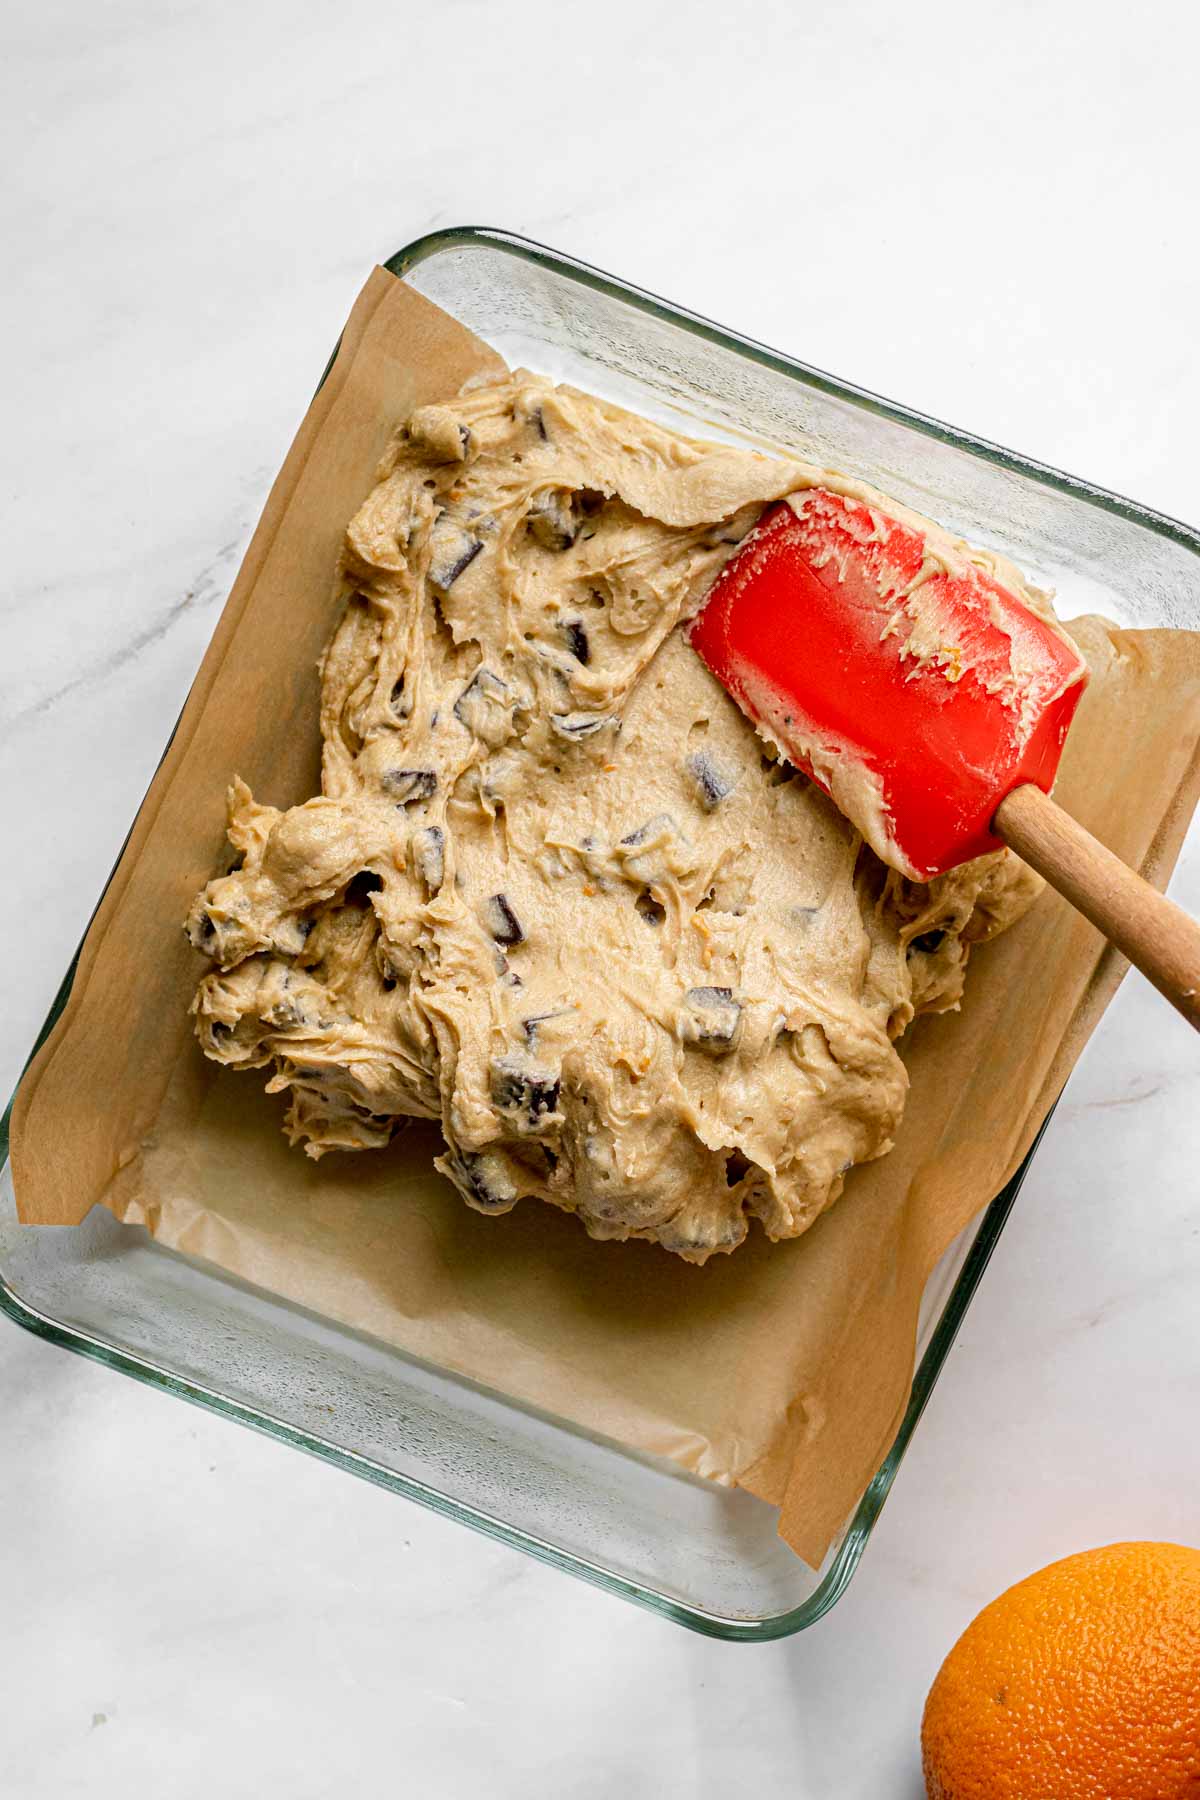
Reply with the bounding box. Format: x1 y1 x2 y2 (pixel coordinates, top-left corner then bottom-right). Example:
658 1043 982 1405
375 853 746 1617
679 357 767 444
3 2 1199 1793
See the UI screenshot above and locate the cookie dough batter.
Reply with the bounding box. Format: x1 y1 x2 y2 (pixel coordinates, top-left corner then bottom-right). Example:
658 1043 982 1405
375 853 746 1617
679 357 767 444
187 375 1043 1262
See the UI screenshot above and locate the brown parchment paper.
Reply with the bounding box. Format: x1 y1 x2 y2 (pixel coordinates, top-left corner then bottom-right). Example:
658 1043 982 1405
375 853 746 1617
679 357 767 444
12 269 1200 1566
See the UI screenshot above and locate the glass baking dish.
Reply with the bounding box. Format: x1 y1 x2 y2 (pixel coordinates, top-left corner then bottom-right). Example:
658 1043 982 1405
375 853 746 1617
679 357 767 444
2 228 1198 1642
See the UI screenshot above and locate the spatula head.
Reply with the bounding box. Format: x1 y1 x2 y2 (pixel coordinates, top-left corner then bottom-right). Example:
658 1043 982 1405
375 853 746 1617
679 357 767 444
687 491 1089 879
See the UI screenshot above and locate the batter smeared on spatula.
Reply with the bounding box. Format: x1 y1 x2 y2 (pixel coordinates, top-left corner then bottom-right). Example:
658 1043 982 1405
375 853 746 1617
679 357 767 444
186 375 1053 1262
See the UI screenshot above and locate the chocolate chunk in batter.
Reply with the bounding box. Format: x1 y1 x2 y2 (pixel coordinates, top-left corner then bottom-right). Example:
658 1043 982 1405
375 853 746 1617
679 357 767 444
681 986 742 1052
490 1054 562 1131
563 621 590 665
412 825 445 891
439 1149 519 1213
550 711 614 741
686 751 735 811
381 769 437 804
428 517 483 591
453 667 516 747
484 893 525 945
528 488 578 550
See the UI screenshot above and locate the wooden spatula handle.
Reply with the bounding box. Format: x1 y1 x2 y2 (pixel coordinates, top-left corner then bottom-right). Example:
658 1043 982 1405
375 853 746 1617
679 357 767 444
994 783 1200 1031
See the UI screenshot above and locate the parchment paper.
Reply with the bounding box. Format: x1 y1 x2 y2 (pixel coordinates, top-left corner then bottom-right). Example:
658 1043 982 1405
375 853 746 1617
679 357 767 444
12 270 1200 1565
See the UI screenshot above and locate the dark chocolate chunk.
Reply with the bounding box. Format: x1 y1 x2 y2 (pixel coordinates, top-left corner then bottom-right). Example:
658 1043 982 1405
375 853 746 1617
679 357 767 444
490 1054 561 1131
550 711 613 741
621 812 676 849
521 1007 576 1044
345 870 384 903
412 825 445 892
389 675 408 718
910 929 947 954
484 893 524 945
196 912 216 947
635 888 666 926
453 666 515 747
264 995 311 1030
527 488 577 550
458 669 507 708
381 768 437 805
563 620 590 665
440 1149 519 1212
273 913 315 957
408 406 470 464
682 986 742 1052
428 516 484 591
685 751 735 811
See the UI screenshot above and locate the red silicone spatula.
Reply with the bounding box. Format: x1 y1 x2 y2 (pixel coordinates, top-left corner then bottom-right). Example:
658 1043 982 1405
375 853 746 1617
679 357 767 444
688 490 1200 1030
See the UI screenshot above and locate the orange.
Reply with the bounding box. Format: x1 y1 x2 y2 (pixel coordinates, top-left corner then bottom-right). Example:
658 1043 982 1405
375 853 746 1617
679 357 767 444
921 1541 1200 1799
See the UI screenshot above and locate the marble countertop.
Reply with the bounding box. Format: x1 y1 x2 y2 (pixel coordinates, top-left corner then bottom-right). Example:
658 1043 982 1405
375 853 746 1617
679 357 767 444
3 3 1198 1794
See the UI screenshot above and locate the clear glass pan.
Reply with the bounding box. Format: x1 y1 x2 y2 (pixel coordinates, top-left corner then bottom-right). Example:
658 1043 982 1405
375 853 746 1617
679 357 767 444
2 228 1197 1641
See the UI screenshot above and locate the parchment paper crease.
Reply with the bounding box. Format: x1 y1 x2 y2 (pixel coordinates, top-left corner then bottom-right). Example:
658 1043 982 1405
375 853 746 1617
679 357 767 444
12 270 1200 1565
